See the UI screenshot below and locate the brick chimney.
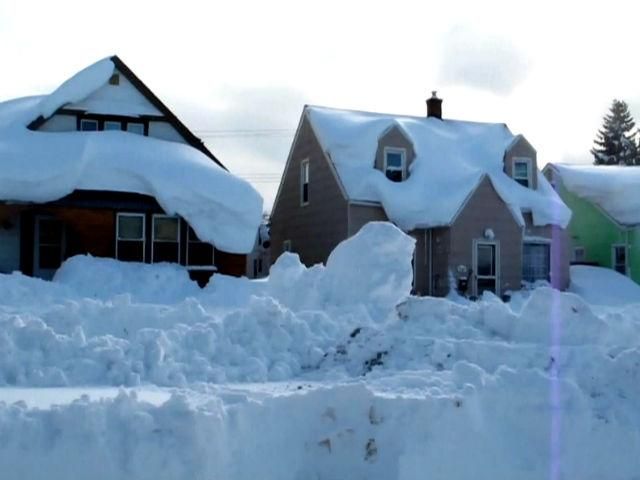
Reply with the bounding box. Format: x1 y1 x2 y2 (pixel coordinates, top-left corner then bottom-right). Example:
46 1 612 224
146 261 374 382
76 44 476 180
426 91 442 119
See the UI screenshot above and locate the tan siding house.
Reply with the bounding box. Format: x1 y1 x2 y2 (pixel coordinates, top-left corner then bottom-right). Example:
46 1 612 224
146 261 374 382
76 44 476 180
271 96 571 298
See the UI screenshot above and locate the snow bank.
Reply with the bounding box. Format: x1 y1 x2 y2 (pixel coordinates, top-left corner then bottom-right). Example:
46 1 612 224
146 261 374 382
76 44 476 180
553 163 640 226
307 106 571 229
0 58 263 253
569 265 640 307
1 224 640 478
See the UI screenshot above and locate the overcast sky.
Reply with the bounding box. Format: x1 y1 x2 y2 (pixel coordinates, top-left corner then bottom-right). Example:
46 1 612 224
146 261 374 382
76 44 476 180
2 0 639 210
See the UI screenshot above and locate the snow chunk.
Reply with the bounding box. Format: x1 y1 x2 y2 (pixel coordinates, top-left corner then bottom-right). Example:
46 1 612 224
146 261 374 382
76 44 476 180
306 106 570 229
0 59 263 253
569 265 640 306
553 163 640 226
37 57 115 119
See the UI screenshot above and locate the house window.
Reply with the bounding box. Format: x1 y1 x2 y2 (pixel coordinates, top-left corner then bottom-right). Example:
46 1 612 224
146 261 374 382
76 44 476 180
283 240 292 252
152 215 180 263
127 122 145 135
513 158 532 188
573 246 585 263
80 119 99 131
523 242 550 282
109 73 120 85
383 147 406 182
104 121 122 131
300 159 309 205
612 245 627 275
37 217 64 270
186 226 214 267
116 213 145 262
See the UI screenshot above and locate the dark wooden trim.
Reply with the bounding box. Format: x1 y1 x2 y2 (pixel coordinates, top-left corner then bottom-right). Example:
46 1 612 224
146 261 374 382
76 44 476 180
110 56 226 170
19 211 34 276
45 190 163 211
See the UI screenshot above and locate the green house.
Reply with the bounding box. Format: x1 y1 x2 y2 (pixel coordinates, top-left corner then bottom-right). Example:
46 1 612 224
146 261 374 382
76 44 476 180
544 164 640 283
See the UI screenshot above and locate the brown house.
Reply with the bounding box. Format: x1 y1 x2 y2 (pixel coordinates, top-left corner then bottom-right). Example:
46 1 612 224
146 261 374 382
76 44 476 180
0 56 261 283
270 95 572 297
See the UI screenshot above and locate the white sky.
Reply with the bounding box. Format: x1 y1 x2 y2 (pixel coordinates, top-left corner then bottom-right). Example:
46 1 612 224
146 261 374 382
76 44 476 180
2 0 640 210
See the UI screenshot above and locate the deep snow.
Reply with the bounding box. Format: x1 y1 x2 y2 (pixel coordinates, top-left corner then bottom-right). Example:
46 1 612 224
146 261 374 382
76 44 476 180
0 222 639 479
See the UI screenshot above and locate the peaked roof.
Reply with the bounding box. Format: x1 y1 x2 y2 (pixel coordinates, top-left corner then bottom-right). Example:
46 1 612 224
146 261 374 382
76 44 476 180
0 57 263 253
303 105 571 230
548 163 640 227
28 55 225 170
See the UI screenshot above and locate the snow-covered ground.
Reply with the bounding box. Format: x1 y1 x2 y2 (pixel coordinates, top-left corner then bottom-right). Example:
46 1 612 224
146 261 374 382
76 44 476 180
1 222 639 479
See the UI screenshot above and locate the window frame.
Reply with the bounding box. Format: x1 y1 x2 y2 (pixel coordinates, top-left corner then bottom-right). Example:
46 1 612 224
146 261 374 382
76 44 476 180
80 119 99 132
185 226 215 269
151 214 181 264
573 246 586 263
283 239 292 252
612 244 628 276
104 120 122 131
127 122 145 135
115 212 146 262
522 241 551 283
300 158 310 206
513 157 533 188
383 147 407 182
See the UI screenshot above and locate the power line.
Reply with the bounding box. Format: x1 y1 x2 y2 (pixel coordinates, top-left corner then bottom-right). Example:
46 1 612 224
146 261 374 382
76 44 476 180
194 128 295 139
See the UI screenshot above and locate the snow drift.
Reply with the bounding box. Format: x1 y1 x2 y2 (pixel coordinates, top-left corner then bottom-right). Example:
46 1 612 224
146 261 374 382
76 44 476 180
0 57 263 253
1 222 639 479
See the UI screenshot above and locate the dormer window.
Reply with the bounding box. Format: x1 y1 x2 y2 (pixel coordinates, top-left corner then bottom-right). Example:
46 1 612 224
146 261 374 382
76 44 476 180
127 122 145 135
513 158 532 188
384 147 406 182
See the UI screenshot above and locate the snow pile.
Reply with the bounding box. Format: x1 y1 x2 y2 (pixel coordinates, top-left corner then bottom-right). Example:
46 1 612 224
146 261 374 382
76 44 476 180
307 106 571 230
0 57 262 253
553 163 640 226
569 264 640 307
1 223 640 478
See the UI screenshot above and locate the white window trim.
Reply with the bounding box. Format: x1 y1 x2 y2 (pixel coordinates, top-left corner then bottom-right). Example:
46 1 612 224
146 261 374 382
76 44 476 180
523 240 551 283
116 212 145 261
283 239 292 252
80 119 99 131
611 243 628 276
186 226 215 268
300 158 310 206
472 239 500 296
513 157 533 188
383 147 407 181
104 120 122 131
152 214 181 264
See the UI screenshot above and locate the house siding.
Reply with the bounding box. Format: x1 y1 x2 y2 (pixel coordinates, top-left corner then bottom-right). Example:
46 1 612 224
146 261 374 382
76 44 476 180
374 126 416 175
449 176 522 296
504 136 539 190
270 115 349 267
0 205 21 273
348 203 388 236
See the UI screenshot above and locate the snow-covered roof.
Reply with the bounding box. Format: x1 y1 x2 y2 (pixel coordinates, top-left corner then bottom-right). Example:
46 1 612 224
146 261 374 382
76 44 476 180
0 57 263 254
305 106 571 229
551 163 640 227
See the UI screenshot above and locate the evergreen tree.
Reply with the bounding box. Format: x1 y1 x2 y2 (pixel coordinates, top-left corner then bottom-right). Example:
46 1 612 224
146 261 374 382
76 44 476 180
591 99 639 165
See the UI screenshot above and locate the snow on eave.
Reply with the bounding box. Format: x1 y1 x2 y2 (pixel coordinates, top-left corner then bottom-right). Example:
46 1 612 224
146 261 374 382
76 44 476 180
545 163 640 230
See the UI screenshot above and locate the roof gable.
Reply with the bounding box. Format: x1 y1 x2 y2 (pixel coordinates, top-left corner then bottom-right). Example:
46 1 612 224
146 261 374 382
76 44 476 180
27 56 225 170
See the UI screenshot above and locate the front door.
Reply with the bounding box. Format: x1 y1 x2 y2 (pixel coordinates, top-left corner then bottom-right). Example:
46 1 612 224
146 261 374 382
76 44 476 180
474 241 499 296
612 244 628 275
33 216 65 280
